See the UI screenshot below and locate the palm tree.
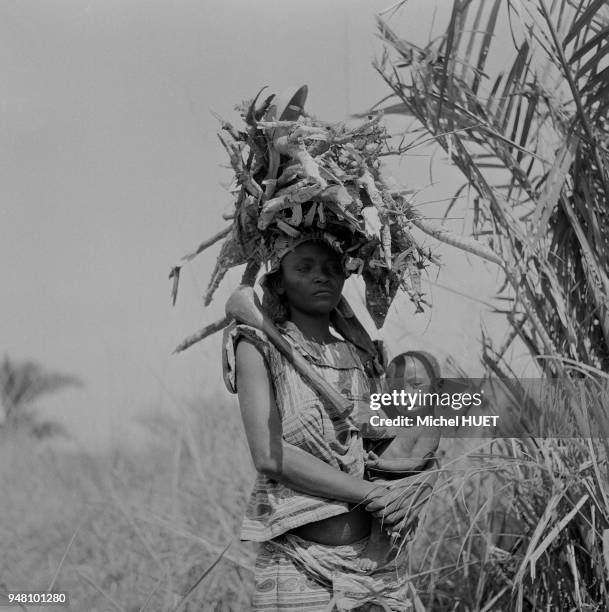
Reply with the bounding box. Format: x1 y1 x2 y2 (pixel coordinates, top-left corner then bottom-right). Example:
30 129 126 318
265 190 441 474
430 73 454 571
373 2 609 609
374 0 609 375
0 355 82 438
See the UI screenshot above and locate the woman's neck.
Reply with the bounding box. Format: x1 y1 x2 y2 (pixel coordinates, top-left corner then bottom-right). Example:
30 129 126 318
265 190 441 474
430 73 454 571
287 310 334 344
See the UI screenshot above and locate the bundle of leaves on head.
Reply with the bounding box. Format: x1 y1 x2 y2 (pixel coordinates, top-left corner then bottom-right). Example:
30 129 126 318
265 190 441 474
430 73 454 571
170 85 446 351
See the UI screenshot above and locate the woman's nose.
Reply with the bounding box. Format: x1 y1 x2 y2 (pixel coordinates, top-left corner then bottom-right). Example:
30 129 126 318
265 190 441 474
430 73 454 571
313 266 330 282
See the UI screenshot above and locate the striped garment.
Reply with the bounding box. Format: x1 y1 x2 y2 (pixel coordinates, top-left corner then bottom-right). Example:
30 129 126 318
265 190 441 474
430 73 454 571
223 321 411 610
253 533 413 612
223 320 370 541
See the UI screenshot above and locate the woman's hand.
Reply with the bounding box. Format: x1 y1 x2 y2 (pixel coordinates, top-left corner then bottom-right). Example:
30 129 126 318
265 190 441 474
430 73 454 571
363 470 437 529
360 484 392 514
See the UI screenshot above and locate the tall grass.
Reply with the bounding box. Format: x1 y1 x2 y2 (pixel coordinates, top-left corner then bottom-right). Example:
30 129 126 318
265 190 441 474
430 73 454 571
412 374 609 610
4 377 609 610
0 391 255 611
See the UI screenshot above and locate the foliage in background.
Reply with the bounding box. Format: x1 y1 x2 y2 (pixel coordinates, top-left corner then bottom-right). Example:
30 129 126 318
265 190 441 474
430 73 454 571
375 1 609 609
0 393 254 611
375 0 609 375
0 355 82 438
413 381 609 611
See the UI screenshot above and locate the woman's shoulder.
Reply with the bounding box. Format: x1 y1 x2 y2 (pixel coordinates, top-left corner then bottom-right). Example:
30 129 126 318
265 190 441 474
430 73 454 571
222 322 277 393
224 321 272 346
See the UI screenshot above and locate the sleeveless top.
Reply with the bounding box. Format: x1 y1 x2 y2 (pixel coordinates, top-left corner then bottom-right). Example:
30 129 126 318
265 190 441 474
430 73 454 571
222 320 371 542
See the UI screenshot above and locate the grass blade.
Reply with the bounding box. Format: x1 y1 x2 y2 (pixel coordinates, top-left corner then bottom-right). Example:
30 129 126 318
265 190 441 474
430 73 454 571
171 541 231 612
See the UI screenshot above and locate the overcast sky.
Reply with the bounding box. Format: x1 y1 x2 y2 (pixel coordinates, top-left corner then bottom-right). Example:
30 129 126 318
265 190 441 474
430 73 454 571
1 0 517 450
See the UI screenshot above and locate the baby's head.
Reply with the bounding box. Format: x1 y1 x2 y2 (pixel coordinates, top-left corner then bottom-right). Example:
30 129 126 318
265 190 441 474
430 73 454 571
386 350 442 395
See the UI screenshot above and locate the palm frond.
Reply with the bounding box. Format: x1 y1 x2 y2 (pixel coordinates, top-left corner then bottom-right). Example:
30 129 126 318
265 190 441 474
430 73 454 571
375 0 609 371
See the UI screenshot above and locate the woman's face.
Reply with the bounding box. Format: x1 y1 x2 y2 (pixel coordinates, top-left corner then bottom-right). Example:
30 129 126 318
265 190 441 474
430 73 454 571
276 242 345 316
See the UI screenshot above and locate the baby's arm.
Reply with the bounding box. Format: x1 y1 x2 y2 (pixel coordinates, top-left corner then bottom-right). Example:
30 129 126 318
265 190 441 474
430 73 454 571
366 414 440 474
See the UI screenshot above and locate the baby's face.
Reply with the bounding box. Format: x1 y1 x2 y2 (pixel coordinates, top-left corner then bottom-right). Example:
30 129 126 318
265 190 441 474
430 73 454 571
402 358 433 393
386 354 433 398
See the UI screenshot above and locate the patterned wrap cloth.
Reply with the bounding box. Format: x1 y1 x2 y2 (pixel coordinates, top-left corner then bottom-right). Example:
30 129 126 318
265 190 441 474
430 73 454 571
222 320 412 611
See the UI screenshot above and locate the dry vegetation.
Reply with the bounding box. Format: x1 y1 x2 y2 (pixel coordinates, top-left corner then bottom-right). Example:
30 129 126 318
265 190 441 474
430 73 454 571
0 392 256 612
412 377 609 610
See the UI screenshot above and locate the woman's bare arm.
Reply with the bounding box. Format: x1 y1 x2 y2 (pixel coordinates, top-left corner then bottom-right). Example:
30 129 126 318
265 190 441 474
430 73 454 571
235 339 385 506
365 452 435 473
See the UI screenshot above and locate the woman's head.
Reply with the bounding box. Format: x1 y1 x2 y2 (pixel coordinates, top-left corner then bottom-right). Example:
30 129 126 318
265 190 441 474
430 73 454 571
263 240 345 322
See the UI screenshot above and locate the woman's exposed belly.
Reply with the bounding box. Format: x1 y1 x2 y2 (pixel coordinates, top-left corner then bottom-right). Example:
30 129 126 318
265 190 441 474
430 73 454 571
289 506 371 545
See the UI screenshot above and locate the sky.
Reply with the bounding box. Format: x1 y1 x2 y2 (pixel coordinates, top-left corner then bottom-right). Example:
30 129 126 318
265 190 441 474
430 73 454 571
1 0 518 450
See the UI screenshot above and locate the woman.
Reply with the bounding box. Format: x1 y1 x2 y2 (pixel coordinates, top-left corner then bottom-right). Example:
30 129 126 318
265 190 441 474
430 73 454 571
223 235 431 611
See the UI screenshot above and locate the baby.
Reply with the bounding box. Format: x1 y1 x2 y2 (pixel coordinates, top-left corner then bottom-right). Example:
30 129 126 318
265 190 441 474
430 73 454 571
359 350 442 571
